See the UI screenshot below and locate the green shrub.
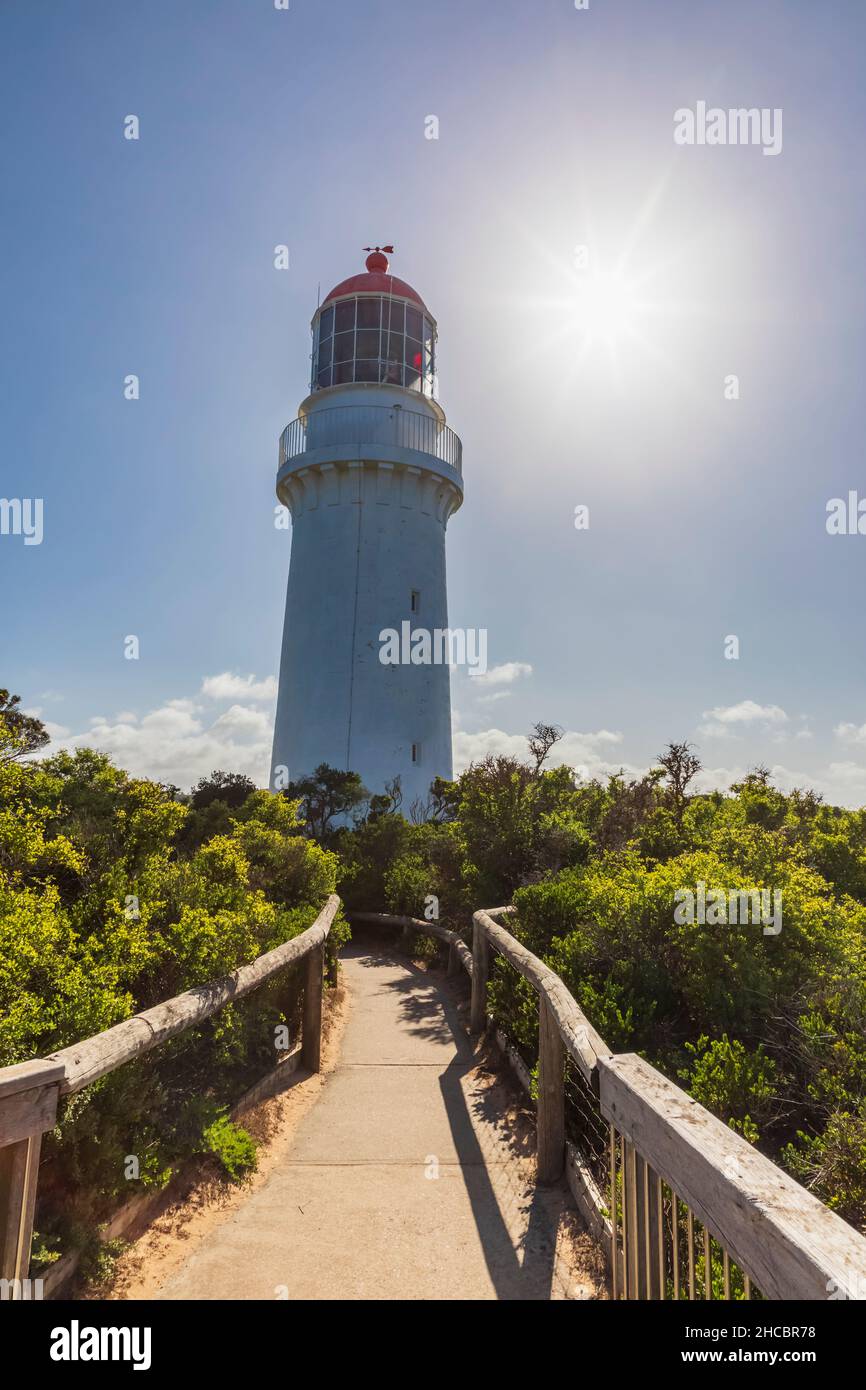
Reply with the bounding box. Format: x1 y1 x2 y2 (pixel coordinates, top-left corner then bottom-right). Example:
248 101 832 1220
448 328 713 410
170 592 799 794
201 1111 258 1180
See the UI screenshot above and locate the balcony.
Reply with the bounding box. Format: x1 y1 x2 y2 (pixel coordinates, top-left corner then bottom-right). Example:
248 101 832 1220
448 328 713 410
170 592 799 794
278 405 462 478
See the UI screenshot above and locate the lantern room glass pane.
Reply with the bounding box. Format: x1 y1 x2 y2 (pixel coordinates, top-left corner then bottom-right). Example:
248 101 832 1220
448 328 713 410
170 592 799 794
318 305 334 339
317 365 332 388
333 331 354 363
354 359 378 382
406 306 422 341
334 361 353 384
384 300 404 333
356 329 380 360
334 300 355 333
356 297 381 328
317 337 332 369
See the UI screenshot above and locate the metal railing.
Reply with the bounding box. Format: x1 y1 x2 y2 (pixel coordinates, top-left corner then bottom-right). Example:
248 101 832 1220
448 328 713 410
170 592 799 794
279 405 462 476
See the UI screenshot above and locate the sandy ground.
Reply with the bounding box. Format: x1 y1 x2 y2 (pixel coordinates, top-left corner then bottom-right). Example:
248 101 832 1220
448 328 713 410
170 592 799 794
95 983 351 1300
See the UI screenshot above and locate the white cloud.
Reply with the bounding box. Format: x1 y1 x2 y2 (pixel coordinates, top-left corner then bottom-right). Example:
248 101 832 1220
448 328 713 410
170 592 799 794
834 721 866 746
469 661 532 687
43 720 70 739
200 672 277 703
47 680 276 789
704 700 789 726
213 704 271 737
699 700 789 740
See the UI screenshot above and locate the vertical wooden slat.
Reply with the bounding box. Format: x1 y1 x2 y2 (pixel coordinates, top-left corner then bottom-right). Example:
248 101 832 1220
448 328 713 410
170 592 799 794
656 1174 665 1297
672 1191 680 1301
645 1165 663 1299
634 1151 649 1299
301 942 324 1073
470 918 489 1034
536 997 565 1183
610 1125 619 1301
0 1063 62 1290
704 1227 713 1300
687 1209 696 1300
0 1140 29 1281
447 943 461 977
620 1134 630 1297
624 1140 641 1299
0 1135 42 1288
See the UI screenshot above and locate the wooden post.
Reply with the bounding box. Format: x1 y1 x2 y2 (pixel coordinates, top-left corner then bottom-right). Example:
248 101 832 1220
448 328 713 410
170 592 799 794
301 943 324 1074
536 997 565 1183
470 917 489 1034
0 1061 64 1290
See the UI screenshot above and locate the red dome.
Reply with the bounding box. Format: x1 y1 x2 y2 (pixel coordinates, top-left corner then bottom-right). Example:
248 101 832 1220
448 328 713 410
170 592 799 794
321 251 428 311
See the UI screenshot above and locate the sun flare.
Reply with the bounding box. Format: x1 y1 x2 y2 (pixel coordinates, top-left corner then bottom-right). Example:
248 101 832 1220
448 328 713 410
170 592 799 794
570 268 641 349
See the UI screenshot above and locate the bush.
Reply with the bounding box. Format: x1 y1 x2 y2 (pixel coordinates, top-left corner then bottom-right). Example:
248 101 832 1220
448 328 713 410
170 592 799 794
0 726 345 1268
201 1111 258 1180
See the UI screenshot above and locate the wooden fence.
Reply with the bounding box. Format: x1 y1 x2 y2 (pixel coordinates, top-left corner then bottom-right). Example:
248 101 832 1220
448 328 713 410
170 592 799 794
354 906 866 1301
0 894 340 1297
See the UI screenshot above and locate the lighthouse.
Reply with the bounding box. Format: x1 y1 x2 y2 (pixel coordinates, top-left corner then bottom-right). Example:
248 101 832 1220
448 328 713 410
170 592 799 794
271 250 463 813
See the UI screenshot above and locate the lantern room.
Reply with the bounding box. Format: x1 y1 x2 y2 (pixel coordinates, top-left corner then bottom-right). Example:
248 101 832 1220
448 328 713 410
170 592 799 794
311 250 437 397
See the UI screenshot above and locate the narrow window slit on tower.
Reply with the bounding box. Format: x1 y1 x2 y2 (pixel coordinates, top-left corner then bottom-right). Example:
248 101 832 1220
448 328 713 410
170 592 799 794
410 589 420 614
411 743 420 764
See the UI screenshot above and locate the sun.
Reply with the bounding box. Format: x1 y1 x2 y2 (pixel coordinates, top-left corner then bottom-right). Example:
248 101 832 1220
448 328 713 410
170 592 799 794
571 268 641 349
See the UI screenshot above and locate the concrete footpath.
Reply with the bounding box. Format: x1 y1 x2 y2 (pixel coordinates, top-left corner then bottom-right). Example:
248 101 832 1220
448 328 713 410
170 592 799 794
158 942 589 1300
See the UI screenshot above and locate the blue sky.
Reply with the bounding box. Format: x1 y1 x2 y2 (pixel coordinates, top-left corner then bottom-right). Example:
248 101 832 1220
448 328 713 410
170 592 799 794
2 0 866 801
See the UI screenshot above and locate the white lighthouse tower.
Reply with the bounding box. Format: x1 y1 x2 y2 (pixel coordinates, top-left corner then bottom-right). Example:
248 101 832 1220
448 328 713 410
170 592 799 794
271 249 463 811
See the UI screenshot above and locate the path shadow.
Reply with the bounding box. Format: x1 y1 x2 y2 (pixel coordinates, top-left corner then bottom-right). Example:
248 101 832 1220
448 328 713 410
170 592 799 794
344 938 562 1299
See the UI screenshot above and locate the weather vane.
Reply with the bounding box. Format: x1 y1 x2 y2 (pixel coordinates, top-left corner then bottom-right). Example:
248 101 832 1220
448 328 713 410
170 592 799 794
363 245 394 255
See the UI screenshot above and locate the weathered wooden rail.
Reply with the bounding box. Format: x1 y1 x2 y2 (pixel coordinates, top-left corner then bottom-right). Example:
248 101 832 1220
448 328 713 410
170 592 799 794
0 893 340 1297
354 906 866 1301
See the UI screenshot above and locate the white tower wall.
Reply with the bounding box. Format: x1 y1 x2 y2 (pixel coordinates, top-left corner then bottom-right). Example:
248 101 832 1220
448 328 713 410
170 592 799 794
272 449 460 809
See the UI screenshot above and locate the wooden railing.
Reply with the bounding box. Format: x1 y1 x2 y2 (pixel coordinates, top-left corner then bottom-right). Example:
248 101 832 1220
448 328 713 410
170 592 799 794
0 894 340 1296
355 906 866 1301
